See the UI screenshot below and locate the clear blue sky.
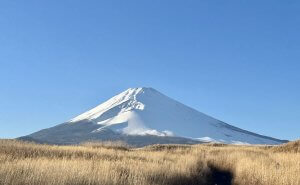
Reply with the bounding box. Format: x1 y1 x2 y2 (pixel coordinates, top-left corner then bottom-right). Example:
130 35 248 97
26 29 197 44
0 1 299 140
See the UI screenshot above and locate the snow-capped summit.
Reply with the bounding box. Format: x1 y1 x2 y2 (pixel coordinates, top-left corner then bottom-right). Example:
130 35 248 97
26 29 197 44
70 87 154 122
69 87 175 136
20 87 287 145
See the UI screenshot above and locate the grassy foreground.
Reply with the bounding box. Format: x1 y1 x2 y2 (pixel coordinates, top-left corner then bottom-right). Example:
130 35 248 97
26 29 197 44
0 140 299 185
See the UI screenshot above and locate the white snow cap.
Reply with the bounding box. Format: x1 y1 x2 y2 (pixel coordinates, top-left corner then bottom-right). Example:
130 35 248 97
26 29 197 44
70 87 154 122
69 87 282 144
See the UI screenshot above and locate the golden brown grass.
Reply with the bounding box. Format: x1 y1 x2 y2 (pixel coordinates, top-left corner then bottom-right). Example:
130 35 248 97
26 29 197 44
0 139 299 185
271 140 300 153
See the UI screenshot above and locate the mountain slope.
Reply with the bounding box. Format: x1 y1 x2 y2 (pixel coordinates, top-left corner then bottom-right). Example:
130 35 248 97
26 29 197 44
20 87 286 145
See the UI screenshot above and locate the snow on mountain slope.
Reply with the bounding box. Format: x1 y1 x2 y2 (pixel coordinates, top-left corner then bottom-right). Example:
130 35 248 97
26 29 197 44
66 87 284 145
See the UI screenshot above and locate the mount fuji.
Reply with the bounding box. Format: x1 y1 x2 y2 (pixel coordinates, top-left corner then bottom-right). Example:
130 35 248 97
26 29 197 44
20 87 286 146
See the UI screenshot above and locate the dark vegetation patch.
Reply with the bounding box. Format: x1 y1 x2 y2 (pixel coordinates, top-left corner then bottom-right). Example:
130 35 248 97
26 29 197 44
147 160 233 185
208 164 233 185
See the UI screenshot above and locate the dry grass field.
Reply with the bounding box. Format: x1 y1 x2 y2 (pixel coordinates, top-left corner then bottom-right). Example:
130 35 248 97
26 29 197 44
0 139 299 185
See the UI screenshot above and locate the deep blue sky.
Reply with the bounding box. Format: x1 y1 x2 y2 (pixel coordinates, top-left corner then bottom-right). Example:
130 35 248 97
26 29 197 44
0 1 299 140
